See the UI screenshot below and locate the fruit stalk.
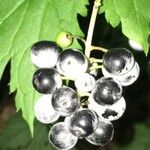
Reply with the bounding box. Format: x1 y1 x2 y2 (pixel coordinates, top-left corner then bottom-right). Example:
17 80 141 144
85 0 101 58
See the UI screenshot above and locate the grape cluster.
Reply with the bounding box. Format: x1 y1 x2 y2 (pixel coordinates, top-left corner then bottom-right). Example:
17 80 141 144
30 33 140 149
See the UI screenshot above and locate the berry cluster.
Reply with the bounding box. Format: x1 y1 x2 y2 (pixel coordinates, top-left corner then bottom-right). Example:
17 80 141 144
30 33 140 150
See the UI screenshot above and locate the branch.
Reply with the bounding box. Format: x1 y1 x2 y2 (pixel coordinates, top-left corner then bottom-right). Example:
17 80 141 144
85 0 101 58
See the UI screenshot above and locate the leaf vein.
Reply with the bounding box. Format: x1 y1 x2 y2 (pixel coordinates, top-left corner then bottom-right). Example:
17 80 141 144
0 0 29 66
0 0 26 25
18 46 30 94
38 0 50 39
133 0 143 38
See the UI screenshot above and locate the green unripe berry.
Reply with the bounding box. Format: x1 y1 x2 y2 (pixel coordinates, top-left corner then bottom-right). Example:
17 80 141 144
56 32 73 48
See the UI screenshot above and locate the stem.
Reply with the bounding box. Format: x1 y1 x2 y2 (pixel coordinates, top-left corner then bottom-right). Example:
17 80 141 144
90 57 103 63
90 45 108 53
90 65 103 71
74 35 85 43
85 0 101 58
77 91 91 97
81 99 89 106
61 76 74 81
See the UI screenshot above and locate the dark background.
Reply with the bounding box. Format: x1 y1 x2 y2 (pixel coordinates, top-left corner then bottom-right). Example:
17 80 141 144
0 1 150 150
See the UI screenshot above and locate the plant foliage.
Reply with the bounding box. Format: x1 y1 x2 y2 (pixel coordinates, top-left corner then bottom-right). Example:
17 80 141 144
0 0 149 134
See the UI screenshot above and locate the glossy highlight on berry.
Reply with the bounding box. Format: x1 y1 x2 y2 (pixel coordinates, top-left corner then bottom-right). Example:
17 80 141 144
102 62 140 86
57 49 88 78
103 48 135 75
67 108 99 138
52 87 80 116
75 73 96 92
32 68 62 94
34 94 60 124
48 122 78 150
92 77 123 106
86 118 114 146
88 96 126 121
30 41 60 68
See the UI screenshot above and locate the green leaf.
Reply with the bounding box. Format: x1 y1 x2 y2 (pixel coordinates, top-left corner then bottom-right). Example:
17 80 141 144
0 0 88 135
116 123 150 150
0 112 31 149
0 112 55 150
26 120 55 150
101 0 150 55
